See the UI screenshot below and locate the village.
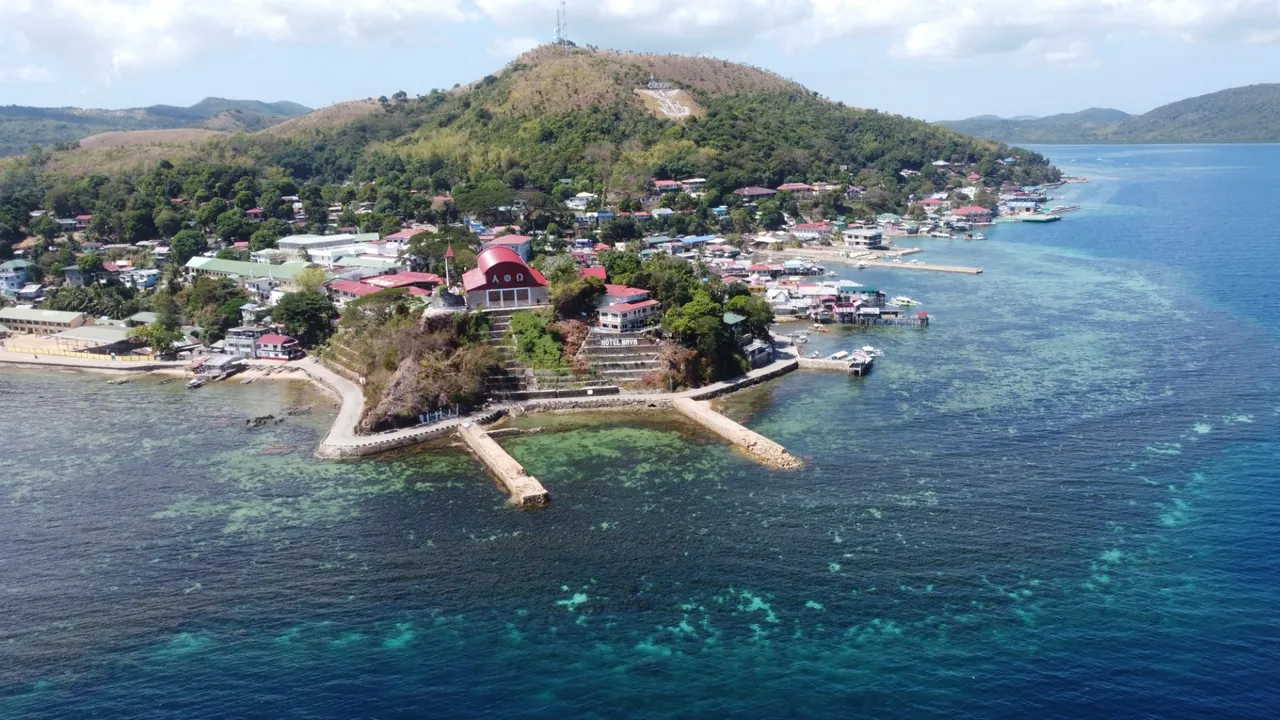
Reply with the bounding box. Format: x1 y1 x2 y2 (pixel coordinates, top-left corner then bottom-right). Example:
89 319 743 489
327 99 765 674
0 164 1079 505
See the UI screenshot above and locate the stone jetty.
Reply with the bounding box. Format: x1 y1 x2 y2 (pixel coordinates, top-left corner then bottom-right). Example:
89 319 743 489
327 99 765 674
456 422 550 508
672 397 802 469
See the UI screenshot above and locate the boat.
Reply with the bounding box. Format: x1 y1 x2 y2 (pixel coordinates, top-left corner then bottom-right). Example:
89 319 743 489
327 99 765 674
857 262 869 269
963 232 986 241
889 296 919 307
828 350 850 361
861 345 884 357
791 332 809 344
807 351 821 359
930 231 953 239
186 378 205 389
1021 214 1062 223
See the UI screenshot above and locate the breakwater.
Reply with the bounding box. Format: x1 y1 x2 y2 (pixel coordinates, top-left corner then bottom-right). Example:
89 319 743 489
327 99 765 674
457 422 549 507
673 398 802 469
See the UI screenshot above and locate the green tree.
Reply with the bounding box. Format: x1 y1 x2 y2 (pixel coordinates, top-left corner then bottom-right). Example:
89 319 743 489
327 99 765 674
123 208 157 244
76 253 105 275
250 218 290 251
294 266 329 295
274 291 337 347
725 294 775 339
756 200 784 230
170 229 208 266
31 215 60 241
129 322 184 356
598 250 641 285
154 208 184 238
216 208 251 243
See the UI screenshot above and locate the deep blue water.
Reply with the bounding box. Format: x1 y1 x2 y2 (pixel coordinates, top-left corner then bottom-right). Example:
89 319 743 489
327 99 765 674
2 145 1280 719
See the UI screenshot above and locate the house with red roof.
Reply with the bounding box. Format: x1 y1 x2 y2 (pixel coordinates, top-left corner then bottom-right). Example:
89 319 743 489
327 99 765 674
650 179 682 196
462 247 549 310
256 333 304 360
600 284 651 307
481 234 533 262
580 267 608 282
733 187 777 201
246 208 264 223
953 206 994 223
597 299 660 333
363 271 443 292
776 183 815 199
326 279 381 308
74 214 93 231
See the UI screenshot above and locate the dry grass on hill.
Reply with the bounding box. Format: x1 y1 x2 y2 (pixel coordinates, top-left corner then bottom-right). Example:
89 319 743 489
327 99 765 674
513 46 800 96
258 100 382 136
495 45 799 120
77 128 227 150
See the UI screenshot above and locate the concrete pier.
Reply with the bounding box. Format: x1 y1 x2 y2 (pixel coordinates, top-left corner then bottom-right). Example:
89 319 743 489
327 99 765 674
864 261 983 274
457 422 550 508
672 398 802 469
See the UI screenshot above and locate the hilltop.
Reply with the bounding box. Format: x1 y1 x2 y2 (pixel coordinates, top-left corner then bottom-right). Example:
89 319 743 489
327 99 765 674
940 84 1280 143
0 97 313 157
4 45 1059 204
235 45 1056 193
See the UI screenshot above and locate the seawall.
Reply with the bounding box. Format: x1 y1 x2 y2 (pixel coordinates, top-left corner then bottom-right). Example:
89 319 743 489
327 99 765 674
672 397 802 469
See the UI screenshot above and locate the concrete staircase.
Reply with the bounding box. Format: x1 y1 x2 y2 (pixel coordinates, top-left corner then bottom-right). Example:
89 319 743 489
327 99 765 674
484 310 533 399
577 332 664 385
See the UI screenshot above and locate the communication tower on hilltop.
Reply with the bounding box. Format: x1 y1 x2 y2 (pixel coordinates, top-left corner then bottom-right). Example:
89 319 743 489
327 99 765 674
554 0 569 53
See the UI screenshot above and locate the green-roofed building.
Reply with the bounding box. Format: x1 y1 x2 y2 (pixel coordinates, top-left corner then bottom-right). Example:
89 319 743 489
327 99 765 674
185 256 316 288
0 306 90 335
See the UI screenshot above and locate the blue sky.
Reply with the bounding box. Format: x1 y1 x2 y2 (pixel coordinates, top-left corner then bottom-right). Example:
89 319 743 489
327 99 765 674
2 1 1279 121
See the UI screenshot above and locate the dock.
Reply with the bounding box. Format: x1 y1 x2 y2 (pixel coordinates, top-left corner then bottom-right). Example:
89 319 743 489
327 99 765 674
456 422 549 508
672 398 802 469
864 261 982 275
797 356 874 376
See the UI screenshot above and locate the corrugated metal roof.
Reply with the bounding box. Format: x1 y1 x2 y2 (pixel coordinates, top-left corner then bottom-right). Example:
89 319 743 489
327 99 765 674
0 307 87 323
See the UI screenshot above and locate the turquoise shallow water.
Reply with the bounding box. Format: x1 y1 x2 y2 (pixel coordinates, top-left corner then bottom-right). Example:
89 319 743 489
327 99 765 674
2 145 1280 718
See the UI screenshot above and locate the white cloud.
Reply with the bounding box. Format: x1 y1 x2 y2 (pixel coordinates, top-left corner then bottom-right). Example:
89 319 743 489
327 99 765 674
0 65 55 83
0 0 1276 83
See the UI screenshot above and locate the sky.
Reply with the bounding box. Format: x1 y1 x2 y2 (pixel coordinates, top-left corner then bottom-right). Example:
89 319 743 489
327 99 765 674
1 0 1279 121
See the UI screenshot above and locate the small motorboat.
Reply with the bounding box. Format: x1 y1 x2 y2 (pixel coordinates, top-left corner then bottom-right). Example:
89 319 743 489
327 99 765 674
807 351 821 359
828 350 850 361
857 262 869 269
889 296 919 307
861 345 884 357
186 378 206 389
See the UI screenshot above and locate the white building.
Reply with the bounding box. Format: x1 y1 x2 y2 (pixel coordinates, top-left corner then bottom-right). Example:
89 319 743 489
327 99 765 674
565 192 598 211
276 233 380 260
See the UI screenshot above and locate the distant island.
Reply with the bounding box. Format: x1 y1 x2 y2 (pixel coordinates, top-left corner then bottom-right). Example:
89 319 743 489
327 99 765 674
939 84 1280 144
0 98 313 157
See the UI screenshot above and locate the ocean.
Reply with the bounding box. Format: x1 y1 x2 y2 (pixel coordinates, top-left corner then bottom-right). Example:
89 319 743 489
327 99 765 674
2 144 1279 719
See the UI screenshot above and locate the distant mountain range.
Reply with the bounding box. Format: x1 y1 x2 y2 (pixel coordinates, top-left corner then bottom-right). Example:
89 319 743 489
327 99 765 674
939 84 1280 143
0 98 313 156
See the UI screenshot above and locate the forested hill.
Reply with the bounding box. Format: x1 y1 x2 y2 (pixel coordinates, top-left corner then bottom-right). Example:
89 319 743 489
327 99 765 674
940 84 1280 143
241 45 1059 192
0 98 313 157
